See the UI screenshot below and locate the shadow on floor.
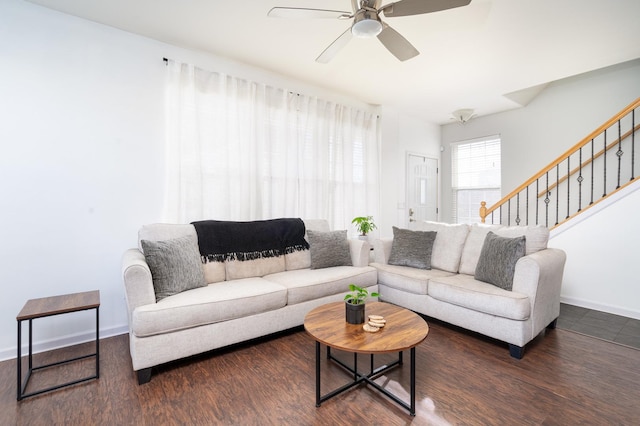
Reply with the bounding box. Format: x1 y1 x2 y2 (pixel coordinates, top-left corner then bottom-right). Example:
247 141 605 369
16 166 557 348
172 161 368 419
558 303 640 349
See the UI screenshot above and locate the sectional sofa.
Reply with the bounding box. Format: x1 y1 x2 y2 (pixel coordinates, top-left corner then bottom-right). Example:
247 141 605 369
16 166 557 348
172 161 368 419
122 218 565 384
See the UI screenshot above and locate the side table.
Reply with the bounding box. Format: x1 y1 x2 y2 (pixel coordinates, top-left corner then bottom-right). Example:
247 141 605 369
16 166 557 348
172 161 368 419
17 290 100 400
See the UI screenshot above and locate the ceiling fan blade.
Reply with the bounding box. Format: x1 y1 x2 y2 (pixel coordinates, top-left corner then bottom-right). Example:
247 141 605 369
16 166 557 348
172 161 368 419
268 7 350 19
316 28 353 63
381 0 471 18
377 24 419 61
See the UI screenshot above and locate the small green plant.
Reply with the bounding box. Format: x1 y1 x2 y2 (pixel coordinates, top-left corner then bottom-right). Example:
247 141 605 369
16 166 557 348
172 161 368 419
344 284 379 305
351 216 377 236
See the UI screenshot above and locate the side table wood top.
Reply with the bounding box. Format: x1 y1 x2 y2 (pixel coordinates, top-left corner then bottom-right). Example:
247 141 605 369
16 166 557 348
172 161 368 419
304 301 429 354
17 290 100 320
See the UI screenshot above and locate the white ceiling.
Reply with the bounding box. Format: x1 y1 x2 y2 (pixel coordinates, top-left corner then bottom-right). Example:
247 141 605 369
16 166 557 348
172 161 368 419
26 0 640 124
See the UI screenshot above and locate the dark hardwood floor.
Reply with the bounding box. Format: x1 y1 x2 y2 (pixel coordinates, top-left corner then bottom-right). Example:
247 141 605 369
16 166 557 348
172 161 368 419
2 317 639 425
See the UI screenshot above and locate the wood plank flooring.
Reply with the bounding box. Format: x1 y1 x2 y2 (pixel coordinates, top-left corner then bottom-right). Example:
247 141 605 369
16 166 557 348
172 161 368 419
1 318 639 425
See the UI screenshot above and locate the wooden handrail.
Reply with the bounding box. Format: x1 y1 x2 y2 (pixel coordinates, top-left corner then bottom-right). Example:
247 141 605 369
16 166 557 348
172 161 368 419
480 97 640 222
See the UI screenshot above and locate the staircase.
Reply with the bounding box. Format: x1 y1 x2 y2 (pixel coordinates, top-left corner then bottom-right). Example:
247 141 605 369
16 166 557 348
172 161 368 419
480 97 640 229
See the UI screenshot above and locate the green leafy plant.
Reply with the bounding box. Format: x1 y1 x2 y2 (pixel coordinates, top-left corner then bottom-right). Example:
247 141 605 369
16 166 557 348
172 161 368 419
351 216 377 236
344 284 379 305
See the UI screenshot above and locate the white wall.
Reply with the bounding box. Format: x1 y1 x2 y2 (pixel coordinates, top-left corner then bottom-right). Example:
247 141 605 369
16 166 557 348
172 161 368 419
0 0 392 360
379 107 441 238
549 183 640 320
440 59 640 318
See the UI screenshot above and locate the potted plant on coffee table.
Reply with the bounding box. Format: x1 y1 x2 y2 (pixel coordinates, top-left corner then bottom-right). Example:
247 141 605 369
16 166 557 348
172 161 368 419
351 216 377 240
344 284 379 324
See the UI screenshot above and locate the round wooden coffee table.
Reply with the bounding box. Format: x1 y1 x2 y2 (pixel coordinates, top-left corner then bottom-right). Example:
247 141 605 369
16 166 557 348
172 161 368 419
304 301 429 415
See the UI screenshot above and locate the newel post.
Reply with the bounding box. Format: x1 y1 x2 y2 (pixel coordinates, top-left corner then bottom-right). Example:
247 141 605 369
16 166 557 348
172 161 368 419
479 201 487 223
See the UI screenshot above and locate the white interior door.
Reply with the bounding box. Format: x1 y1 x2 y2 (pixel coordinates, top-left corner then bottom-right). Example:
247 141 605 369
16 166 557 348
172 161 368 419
407 153 438 227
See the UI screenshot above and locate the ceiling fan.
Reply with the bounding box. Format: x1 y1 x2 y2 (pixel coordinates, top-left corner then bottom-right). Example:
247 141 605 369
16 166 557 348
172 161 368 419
268 0 472 63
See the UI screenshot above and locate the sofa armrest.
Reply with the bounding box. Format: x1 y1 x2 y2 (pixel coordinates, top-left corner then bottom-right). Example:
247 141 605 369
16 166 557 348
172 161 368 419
349 238 371 267
372 238 393 264
512 248 566 333
122 249 157 326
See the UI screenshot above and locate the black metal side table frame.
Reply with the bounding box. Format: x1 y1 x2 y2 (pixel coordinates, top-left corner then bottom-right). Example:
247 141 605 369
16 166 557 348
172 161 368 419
17 291 100 400
315 343 416 415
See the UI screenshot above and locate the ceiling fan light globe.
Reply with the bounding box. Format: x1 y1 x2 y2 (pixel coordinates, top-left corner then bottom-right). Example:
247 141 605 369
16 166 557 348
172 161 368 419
351 9 382 38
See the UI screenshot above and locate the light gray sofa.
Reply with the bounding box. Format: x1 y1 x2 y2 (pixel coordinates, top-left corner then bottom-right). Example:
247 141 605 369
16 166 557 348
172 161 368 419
122 219 377 384
371 221 566 358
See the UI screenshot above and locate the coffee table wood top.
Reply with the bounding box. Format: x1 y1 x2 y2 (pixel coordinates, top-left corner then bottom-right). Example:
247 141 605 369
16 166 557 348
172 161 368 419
304 301 429 354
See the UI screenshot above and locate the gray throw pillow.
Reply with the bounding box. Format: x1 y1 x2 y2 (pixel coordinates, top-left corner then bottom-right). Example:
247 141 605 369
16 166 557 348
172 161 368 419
388 227 437 270
141 235 207 302
306 230 352 269
474 231 526 291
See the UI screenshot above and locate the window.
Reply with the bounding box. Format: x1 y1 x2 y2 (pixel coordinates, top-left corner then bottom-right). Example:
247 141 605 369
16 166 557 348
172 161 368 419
163 60 380 230
451 136 501 224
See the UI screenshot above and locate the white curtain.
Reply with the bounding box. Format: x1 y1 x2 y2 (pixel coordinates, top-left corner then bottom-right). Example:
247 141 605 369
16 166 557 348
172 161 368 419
164 60 380 231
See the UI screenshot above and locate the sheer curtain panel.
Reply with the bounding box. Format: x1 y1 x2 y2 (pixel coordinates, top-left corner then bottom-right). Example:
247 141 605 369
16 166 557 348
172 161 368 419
164 60 380 231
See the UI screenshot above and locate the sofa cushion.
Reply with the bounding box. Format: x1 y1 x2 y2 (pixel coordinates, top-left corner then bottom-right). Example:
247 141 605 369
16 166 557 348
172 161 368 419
429 274 531 321
140 235 207 302
388 227 437 269
412 221 469 273
474 232 526 291
285 219 331 271
265 266 377 305
307 230 352 269
225 256 286 280
371 262 456 295
459 224 502 275
496 225 549 255
131 277 288 337
459 224 550 275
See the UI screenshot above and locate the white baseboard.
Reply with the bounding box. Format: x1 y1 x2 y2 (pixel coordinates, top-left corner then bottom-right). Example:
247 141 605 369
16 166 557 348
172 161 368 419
0 324 129 363
560 296 640 320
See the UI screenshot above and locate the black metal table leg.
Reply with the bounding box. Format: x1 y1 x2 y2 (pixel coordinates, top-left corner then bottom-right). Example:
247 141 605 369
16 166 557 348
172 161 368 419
410 347 416 416
315 341 321 407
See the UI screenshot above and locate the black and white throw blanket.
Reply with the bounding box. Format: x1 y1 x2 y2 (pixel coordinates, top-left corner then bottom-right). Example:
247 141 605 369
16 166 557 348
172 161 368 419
191 218 309 263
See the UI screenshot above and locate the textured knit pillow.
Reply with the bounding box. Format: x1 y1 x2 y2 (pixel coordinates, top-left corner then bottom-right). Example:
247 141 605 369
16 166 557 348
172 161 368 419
388 227 437 270
141 235 207 301
306 230 352 269
474 231 526 291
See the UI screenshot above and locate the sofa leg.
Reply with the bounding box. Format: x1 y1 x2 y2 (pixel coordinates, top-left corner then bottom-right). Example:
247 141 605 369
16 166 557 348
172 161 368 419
547 318 558 330
137 368 152 385
509 344 524 359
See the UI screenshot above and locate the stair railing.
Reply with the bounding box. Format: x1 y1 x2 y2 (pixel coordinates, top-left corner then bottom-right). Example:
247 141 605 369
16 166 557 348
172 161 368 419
480 97 639 229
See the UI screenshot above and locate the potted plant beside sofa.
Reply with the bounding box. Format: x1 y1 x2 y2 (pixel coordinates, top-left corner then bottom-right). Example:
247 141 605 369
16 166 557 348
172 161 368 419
352 216 377 240
344 284 379 324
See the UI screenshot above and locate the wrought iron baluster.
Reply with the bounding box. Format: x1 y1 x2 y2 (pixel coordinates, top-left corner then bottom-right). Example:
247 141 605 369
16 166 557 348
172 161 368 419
535 179 539 225
577 147 583 212
525 186 529 225
590 139 594 205
632 108 636 181
616 119 623 189
544 172 550 227
555 164 559 225
515 193 520 225
507 199 511 226
566 156 570 219
603 129 607 197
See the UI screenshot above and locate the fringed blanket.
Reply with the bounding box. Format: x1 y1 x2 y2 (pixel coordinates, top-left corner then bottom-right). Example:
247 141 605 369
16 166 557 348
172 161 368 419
191 218 309 263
